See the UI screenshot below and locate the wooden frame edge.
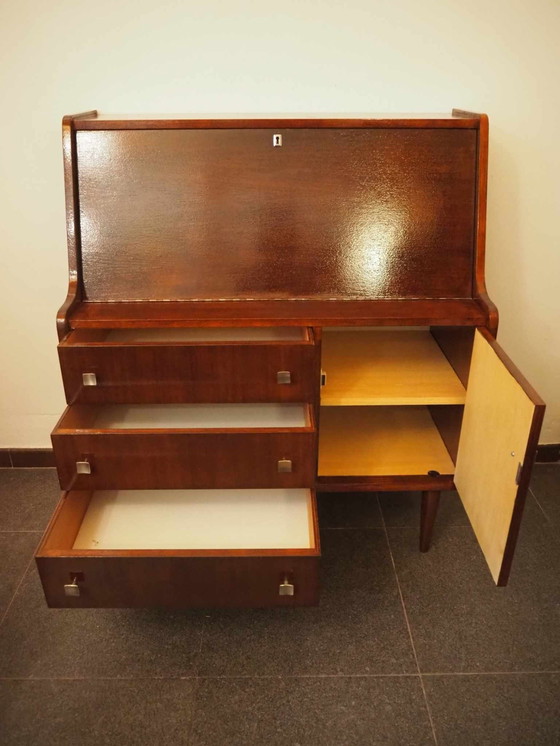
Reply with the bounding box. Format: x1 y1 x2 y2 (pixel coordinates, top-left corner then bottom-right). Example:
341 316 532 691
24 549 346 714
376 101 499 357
497 402 546 585
453 108 499 336
57 110 97 341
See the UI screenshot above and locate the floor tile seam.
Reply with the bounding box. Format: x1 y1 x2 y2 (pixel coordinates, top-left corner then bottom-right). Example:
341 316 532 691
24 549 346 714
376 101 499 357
419 670 560 677
0 553 36 629
185 675 203 746
320 526 386 531
377 495 439 746
0 673 426 682
3 671 558 683
529 486 556 528
384 524 471 534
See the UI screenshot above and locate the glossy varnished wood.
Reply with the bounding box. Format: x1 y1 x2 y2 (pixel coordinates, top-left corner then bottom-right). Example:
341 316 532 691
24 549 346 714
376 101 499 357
58 330 317 404
316 474 455 492
67 299 490 329
453 109 499 335
36 489 320 608
76 128 477 302
75 113 480 129
52 404 316 491
57 110 97 340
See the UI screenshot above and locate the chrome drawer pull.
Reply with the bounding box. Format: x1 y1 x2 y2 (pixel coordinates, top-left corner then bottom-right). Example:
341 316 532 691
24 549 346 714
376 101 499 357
64 576 81 597
276 371 292 385
279 576 294 596
82 372 97 386
76 460 91 475
277 459 292 473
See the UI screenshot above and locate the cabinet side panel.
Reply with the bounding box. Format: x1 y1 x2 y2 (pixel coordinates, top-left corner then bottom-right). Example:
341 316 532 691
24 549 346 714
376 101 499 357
77 128 477 301
454 330 542 584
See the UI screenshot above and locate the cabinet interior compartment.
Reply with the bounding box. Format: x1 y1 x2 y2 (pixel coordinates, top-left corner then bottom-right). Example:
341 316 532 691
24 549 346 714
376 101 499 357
56 403 313 431
318 327 476 478
41 489 317 552
321 327 471 405
318 406 456 476
64 327 310 344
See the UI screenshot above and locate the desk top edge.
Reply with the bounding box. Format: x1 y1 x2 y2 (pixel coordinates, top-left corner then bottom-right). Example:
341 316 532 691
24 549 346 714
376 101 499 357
70 112 481 130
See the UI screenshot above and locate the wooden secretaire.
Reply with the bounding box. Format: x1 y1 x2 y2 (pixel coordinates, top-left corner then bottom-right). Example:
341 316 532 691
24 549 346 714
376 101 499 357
35 110 545 608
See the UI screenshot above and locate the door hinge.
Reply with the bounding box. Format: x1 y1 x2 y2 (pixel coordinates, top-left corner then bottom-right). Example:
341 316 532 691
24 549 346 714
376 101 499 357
515 462 523 485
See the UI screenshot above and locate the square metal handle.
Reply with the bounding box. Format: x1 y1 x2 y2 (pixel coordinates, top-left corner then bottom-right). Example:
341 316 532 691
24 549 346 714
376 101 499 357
277 459 292 473
82 373 97 386
64 579 81 597
279 576 295 596
76 460 91 475
276 371 292 385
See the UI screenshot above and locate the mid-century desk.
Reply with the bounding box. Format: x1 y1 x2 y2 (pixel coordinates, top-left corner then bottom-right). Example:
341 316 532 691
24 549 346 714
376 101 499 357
35 110 545 607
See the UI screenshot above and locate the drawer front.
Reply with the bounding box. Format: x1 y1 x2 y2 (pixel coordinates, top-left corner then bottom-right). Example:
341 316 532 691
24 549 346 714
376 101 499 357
36 554 319 608
35 488 320 608
53 432 316 490
58 344 317 404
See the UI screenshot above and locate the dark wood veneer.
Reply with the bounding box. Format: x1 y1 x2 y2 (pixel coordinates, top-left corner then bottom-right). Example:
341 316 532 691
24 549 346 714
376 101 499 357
66 299 489 330
36 489 320 607
59 336 317 405
38 109 544 606
77 128 476 303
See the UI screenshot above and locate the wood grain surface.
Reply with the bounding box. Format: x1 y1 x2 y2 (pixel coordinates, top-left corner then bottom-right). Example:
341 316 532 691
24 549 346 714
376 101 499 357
76 128 477 302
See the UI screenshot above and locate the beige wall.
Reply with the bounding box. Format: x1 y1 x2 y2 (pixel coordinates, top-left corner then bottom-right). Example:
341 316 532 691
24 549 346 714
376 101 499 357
0 0 559 446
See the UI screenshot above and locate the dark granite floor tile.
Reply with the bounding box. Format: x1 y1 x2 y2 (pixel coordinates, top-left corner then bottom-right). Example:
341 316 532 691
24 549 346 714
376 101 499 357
198 530 416 676
0 533 40 617
0 469 60 531
425 673 560 746
317 491 383 528
0 568 206 678
530 463 560 529
379 490 468 529
191 676 434 746
0 678 196 746
387 499 560 672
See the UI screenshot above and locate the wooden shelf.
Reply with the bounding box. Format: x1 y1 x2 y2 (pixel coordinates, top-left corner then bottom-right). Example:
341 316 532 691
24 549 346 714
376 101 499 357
318 406 455 477
67 299 488 329
321 329 466 405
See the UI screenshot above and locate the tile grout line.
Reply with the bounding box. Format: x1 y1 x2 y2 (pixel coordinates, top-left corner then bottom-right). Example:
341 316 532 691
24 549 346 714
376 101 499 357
1 670 559 682
377 494 439 746
0 553 37 630
183 616 209 745
529 486 555 529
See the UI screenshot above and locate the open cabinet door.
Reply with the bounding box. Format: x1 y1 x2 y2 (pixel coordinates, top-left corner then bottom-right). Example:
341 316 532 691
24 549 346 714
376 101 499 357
454 328 545 586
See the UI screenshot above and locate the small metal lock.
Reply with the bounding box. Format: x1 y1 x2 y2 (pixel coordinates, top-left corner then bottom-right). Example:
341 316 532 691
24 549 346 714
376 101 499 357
273 134 282 147
279 576 294 596
277 371 291 385
277 459 292 473
64 576 81 597
82 372 97 386
76 460 91 475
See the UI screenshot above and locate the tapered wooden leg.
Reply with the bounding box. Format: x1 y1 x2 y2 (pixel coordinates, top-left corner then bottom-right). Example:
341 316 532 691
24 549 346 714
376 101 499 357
419 490 441 552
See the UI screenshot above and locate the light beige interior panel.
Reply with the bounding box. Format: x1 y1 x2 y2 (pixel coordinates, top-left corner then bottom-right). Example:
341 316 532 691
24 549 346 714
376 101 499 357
454 330 537 583
318 406 455 476
321 329 466 405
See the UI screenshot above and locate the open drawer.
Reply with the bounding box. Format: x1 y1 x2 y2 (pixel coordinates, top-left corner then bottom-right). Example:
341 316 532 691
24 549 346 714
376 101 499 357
58 327 318 404
52 403 316 490
36 488 320 608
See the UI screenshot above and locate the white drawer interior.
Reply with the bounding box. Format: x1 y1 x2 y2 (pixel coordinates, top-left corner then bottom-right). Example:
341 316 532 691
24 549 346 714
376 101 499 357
72 488 315 550
93 403 309 429
105 327 306 342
